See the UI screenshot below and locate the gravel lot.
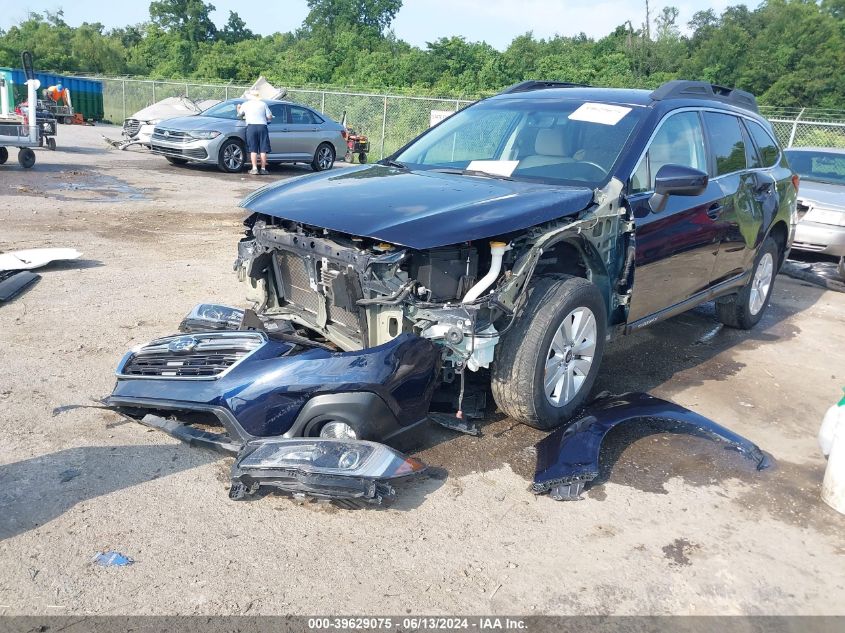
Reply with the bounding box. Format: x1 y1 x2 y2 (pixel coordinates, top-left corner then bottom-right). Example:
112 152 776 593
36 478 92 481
0 125 843 616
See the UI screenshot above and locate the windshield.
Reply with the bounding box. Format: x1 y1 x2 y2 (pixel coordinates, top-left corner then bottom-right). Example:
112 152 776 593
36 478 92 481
200 100 244 119
785 150 845 186
395 98 644 187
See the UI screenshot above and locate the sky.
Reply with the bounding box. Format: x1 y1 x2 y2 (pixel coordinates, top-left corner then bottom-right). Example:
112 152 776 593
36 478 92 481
1 0 747 50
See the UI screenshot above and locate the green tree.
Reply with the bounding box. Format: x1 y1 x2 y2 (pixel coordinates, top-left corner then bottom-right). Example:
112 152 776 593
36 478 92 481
149 0 217 42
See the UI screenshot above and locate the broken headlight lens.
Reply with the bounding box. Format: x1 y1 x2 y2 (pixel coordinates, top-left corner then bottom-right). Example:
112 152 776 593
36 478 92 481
179 303 244 332
238 439 425 478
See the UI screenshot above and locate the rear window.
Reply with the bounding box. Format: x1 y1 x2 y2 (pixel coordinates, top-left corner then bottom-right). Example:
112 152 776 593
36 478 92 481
746 120 781 167
703 112 747 176
785 150 845 186
290 106 321 125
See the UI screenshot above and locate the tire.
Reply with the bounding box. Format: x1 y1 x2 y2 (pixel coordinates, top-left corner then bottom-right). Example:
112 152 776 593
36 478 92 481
312 143 335 172
358 152 368 164
716 236 778 329
0 147 7 164
18 148 36 168
838 256 845 281
46 137 56 151
344 151 352 162
166 156 188 165
491 275 607 429
217 138 246 173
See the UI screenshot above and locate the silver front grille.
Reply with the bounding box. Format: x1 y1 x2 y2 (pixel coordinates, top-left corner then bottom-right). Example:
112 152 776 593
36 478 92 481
123 118 141 137
151 128 191 143
118 332 266 380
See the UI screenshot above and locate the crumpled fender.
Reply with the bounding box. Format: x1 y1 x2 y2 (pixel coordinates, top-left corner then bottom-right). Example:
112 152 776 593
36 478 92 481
532 392 771 501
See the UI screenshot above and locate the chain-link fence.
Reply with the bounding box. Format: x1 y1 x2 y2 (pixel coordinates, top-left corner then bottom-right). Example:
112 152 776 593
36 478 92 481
95 77 474 158
95 77 845 159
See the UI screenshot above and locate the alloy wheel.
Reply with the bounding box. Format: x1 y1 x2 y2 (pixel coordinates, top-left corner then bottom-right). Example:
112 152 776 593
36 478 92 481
543 306 597 407
749 252 774 315
223 143 244 171
317 146 334 170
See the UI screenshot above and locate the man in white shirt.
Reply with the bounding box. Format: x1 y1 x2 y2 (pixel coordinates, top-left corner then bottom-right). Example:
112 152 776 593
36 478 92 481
237 90 273 175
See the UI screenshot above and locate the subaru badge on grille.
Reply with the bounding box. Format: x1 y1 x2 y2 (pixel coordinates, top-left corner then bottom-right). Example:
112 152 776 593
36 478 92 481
168 336 198 353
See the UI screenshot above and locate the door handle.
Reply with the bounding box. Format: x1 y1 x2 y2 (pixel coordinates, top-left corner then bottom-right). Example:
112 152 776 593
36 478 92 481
706 203 723 219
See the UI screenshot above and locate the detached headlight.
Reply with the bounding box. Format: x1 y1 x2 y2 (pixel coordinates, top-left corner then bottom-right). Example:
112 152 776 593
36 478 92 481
230 438 427 505
804 207 845 227
188 130 221 140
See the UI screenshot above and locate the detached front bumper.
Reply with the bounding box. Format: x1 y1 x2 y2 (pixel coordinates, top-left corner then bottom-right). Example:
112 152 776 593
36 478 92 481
107 331 441 446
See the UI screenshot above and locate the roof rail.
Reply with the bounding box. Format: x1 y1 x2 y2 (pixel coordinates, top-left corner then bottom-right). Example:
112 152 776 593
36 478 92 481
651 80 759 113
499 80 590 95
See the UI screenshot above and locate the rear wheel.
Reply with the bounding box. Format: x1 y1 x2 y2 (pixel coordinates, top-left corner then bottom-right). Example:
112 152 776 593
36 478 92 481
358 152 368 164
46 137 56 151
166 156 188 166
217 138 245 173
18 148 36 168
312 143 335 171
716 236 778 329
491 275 607 429
0 147 8 164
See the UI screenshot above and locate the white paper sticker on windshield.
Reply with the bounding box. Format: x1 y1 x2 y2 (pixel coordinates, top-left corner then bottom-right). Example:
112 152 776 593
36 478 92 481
568 102 632 126
466 160 519 177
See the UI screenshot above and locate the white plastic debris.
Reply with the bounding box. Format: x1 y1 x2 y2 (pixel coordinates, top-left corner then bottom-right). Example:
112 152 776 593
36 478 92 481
0 248 82 272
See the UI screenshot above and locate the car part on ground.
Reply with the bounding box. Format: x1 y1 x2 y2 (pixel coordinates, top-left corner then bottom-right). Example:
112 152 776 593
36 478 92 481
0 248 82 271
532 392 771 501
106 314 441 446
0 270 40 303
781 259 845 292
229 438 426 506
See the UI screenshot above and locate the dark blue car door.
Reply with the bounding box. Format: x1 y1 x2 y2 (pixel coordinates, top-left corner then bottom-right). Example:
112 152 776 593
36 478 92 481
626 110 724 324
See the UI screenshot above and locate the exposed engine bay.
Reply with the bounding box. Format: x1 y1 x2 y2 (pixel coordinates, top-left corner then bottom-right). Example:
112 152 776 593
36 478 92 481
235 178 632 386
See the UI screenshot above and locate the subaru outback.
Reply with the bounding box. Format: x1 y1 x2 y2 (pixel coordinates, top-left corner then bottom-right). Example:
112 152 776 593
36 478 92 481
110 80 797 444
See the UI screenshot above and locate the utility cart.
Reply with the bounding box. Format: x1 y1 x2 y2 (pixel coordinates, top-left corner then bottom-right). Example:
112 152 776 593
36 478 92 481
0 53 43 168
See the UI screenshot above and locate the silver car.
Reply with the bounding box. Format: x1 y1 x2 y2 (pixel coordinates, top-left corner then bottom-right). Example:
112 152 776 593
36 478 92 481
784 147 845 277
149 99 347 173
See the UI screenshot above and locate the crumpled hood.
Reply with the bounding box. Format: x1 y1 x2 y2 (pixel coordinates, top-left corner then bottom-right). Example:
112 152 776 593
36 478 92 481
240 165 594 249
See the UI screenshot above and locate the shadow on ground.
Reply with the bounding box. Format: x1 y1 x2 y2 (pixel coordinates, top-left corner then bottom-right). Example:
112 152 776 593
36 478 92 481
0 444 215 540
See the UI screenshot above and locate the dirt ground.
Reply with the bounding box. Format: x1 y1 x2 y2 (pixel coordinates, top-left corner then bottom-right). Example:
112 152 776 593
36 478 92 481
0 125 843 616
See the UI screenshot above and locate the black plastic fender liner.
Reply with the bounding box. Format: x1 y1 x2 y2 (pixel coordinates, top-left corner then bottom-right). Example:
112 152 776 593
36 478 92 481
532 392 771 501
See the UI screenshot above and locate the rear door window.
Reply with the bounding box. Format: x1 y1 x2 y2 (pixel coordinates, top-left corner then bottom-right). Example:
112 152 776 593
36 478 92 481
289 106 319 125
746 120 781 167
630 111 707 193
268 104 287 124
703 112 747 176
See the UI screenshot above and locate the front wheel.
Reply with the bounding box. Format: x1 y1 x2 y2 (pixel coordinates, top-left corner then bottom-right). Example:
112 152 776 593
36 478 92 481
491 275 607 429
217 138 246 173
18 148 36 168
312 143 335 172
716 236 778 329
0 147 8 164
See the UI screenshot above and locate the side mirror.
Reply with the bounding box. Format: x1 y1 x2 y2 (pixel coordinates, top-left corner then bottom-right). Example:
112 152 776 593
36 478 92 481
649 164 709 213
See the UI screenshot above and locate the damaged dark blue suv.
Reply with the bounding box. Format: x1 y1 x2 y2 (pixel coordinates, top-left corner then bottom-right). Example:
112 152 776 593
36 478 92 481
110 80 797 444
